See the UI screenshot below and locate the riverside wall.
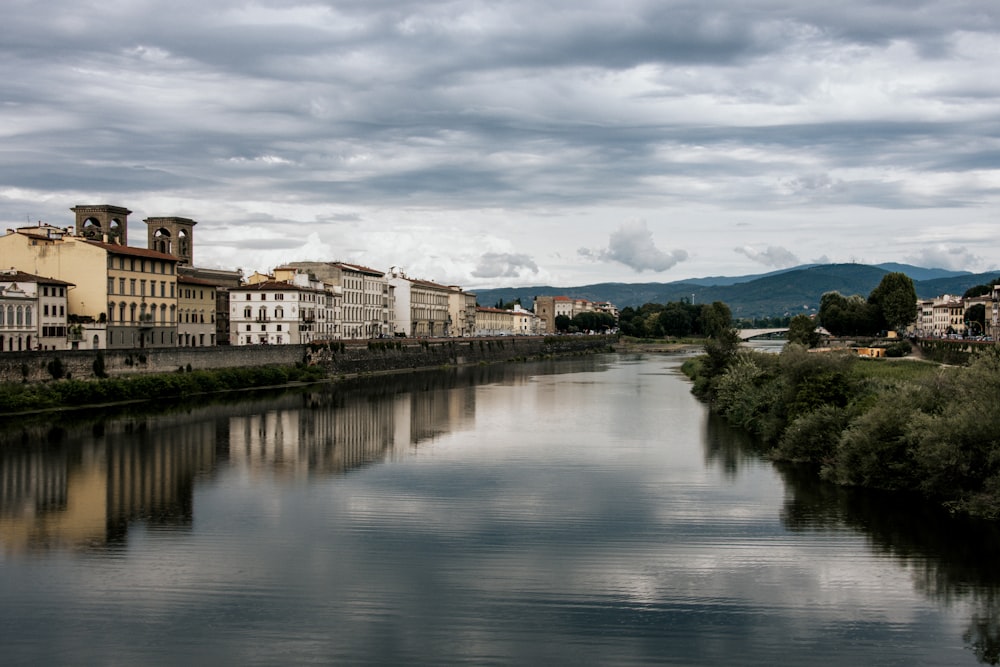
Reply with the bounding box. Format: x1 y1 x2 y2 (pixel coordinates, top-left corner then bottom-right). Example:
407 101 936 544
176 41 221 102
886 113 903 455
0 336 615 384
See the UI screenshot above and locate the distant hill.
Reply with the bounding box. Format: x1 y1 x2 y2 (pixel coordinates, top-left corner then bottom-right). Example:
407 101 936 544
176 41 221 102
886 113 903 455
473 263 997 319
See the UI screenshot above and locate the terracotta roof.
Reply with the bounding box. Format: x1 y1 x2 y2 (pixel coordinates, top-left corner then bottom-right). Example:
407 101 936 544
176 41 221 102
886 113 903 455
177 275 220 286
82 239 179 261
234 281 323 292
410 278 453 290
333 262 385 276
0 269 74 286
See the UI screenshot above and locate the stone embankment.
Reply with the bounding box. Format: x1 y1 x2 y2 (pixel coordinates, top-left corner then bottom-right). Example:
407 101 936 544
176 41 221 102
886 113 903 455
0 335 616 384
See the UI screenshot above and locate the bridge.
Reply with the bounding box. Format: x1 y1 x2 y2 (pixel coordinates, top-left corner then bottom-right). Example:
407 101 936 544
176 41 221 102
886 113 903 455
737 328 788 340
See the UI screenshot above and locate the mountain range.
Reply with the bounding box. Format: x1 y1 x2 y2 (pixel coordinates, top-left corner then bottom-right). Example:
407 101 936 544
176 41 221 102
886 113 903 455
473 263 999 320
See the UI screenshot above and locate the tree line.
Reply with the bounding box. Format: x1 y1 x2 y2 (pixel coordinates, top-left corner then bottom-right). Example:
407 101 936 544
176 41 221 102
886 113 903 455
617 300 737 339
683 332 1000 519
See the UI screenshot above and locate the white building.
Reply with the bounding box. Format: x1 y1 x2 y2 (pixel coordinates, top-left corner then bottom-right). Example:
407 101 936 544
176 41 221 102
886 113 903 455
229 280 332 346
0 269 73 352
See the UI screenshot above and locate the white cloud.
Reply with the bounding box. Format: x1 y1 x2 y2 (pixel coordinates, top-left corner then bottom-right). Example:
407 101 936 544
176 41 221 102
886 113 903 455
734 245 800 268
579 220 688 273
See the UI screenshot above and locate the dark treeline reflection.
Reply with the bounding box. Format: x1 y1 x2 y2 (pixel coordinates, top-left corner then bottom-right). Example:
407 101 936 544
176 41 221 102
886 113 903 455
0 359 602 556
705 409 1000 666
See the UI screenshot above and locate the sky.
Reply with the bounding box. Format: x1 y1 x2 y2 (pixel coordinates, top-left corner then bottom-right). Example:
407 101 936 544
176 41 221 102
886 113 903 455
2 0 999 289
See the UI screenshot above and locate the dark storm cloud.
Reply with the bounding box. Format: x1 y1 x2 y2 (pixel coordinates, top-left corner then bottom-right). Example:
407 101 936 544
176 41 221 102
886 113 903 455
2 0 999 281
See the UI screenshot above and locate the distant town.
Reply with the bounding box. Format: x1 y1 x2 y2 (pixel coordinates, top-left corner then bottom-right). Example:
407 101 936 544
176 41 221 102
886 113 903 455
0 204 619 352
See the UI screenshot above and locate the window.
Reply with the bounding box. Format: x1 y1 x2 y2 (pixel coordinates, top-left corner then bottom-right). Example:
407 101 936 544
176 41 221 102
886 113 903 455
276 324 282 331
140 280 146 296
130 279 136 295
244 307 251 318
119 278 125 294
44 304 49 316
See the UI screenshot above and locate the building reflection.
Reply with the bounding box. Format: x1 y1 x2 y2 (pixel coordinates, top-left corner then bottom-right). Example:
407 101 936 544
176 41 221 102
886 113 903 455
227 375 476 476
0 419 217 553
0 365 498 554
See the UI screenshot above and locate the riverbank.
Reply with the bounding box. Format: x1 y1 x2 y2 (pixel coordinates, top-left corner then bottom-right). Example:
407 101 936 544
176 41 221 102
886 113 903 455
683 341 1000 519
0 335 615 415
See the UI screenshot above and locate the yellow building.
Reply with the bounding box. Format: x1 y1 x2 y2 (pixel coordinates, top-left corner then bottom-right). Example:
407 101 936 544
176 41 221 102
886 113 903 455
177 276 217 346
1 216 180 349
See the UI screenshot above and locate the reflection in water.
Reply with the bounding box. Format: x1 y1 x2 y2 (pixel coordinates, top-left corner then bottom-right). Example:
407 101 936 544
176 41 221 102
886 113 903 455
706 410 1000 666
1 354 998 665
775 463 1000 665
0 361 580 555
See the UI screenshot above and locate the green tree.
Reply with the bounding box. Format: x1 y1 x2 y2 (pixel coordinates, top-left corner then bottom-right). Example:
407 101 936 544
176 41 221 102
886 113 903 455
963 278 1000 299
819 292 879 336
965 304 986 336
868 272 918 332
786 314 820 348
658 302 693 337
698 301 733 338
554 314 572 332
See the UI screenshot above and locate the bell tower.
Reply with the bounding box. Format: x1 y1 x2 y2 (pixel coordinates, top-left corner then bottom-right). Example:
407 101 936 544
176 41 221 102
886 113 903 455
71 204 131 244
144 216 197 265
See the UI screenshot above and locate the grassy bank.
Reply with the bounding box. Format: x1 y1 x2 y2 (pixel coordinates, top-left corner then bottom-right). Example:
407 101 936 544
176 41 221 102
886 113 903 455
683 342 1000 519
0 363 328 415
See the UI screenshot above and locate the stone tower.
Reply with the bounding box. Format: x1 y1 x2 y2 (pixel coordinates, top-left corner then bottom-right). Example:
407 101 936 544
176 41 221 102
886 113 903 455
70 204 131 245
144 216 197 265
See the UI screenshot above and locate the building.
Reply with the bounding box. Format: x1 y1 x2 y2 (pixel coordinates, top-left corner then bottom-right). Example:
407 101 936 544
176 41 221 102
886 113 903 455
1 212 181 349
177 276 217 346
0 269 74 352
475 306 515 336
533 295 604 333
284 262 393 339
1 269 69 352
229 276 334 346
385 268 452 337
511 304 541 335
143 213 242 346
447 286 478 337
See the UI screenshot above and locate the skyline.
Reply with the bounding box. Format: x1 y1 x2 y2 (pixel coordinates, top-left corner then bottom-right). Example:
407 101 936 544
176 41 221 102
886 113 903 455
2 1 999 289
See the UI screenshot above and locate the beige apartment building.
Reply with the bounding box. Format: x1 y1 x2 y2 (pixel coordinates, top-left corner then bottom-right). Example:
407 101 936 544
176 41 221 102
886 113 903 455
285 261 393 338
448 286 478 337
475 306 515 336
177 276 217 346
1 212 180 349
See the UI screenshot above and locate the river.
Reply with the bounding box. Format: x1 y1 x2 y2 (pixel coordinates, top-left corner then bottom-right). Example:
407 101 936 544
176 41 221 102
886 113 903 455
1 352 999 666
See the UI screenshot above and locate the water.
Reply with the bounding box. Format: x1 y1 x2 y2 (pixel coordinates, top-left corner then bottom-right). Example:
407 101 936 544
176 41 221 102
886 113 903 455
2 353 999 666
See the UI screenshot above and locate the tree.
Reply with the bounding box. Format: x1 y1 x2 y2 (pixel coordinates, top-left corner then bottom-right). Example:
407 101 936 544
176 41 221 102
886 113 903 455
963 278 1000 299
554 314 571 332
658 302 693 337
786 314 820 348
965 304 986 336
819 291 879 336
698 301 733 338
868 272 917 332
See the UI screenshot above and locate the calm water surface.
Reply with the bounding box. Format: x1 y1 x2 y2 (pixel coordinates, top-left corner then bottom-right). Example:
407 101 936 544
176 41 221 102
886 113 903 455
2 353 999 666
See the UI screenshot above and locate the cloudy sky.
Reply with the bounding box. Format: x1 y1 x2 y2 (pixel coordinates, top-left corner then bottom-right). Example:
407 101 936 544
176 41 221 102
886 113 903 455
2 1 999 288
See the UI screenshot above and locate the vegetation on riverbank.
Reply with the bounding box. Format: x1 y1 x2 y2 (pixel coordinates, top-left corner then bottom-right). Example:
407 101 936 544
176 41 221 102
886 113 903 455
0 363 328 415
683 340 1000 519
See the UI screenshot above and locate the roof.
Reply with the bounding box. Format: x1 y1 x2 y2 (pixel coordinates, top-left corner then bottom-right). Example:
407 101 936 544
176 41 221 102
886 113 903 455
332 262 385 277
0 269 74 286
177 275 220 287
82 239 179 262
233 281 324 293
